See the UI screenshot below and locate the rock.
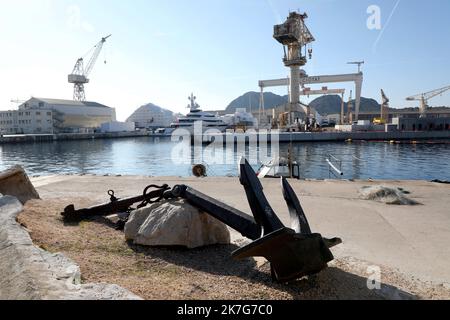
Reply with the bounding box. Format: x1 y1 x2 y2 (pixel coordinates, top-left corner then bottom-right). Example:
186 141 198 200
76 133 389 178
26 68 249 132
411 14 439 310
105 212 130 230
125 200 231 249
105 212 130 225
0 194 141 300
359 186 420 205
0 166 40 204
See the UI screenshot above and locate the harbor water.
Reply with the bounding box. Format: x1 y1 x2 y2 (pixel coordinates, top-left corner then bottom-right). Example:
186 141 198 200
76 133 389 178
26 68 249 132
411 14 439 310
1 137 449 181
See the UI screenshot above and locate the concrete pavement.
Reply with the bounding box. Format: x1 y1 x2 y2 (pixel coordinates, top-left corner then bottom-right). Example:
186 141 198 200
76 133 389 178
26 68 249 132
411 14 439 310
31 175 450 286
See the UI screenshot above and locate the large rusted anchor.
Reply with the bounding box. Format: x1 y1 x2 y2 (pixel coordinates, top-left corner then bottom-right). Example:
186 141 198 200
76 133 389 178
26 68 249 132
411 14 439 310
62 158 341 283
164 158 342 283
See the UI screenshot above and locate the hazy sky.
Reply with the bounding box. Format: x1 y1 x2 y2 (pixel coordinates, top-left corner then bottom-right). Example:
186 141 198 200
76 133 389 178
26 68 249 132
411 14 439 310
1 0 449 121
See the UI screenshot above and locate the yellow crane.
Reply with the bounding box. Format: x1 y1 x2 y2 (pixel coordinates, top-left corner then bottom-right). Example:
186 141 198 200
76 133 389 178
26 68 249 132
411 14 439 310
374 89 389 125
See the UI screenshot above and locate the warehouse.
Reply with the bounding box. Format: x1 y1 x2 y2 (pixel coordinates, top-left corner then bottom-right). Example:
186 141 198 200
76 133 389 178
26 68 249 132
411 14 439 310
18 97 116 133
0 108 53 134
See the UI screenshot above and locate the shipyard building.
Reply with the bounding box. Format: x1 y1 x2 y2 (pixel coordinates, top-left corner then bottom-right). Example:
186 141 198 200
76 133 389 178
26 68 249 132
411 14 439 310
0 98 116 134
126 103 174 129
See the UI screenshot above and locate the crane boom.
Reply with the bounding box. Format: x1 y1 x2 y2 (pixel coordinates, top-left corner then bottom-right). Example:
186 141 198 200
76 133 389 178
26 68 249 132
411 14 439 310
406 85 450 118
347 61 364 73
406 85 450 101
68 35 111 101
85 35 111 77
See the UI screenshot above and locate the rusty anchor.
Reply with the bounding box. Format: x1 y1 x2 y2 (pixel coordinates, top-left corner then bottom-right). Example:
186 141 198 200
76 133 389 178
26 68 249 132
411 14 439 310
61 157 341 283
164 158 342 283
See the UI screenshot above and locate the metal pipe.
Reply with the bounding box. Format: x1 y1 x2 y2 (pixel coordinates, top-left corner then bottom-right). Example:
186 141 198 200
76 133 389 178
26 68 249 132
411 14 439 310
326 158 343 176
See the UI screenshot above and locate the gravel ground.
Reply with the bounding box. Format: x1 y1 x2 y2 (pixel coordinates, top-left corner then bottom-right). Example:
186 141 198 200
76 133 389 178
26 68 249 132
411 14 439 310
17 199 450 300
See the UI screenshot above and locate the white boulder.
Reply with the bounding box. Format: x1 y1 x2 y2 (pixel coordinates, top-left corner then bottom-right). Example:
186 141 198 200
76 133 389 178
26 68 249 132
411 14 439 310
125 200 230 249
359 186 420 205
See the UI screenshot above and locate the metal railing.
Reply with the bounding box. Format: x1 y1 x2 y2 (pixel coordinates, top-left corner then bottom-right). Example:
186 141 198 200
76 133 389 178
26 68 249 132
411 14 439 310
326 154 344 178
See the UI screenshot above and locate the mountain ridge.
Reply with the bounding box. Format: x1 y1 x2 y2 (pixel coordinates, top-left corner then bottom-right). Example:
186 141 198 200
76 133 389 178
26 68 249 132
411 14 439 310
225 91 450 115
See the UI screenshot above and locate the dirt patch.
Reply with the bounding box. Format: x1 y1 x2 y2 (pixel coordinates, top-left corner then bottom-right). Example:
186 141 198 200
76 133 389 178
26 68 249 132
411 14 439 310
18 199 450 300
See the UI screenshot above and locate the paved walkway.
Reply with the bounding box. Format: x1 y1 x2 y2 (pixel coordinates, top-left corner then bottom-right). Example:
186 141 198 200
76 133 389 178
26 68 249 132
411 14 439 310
32 175 450 285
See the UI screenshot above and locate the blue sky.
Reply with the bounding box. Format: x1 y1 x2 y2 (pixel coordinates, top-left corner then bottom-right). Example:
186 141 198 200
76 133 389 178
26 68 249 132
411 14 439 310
0 0 449 120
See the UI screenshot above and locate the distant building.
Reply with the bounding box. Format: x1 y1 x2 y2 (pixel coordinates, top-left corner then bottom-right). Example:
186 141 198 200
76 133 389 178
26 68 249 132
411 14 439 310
221 109 257 128
100 121 135 133
126 103 174 129
353 108 450 122
0 108 54 134
393 117 450 132
254 103 321 127
324 113 340 125
10 97 116 134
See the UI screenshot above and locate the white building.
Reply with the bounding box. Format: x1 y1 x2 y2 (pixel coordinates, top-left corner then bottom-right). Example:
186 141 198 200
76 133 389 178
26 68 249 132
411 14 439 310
221 109 257 128
100 121 135 133
127 103 174 129
0 108 54 134
18 97 116 133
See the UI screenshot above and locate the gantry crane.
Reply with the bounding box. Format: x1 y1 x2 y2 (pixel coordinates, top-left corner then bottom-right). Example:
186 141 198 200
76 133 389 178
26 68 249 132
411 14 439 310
347 61 365 73
273 12 315 125
68 35 111 101
406 85 450 118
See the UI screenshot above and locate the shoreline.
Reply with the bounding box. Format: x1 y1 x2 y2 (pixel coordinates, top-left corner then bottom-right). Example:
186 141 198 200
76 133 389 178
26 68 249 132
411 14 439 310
1 130 450 145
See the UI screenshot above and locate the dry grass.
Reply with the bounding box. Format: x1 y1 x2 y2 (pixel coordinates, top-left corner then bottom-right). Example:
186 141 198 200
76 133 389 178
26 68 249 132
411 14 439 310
17 199 450 300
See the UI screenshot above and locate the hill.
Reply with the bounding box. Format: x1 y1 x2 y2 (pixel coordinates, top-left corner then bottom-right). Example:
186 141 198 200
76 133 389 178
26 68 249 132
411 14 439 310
309 95 381 115
226 92 288 113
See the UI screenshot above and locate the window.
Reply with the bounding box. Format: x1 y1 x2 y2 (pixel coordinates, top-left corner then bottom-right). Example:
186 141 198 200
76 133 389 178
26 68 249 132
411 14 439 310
37 120 42 123
38 102 44 108
47 112 51 116
36 112 41 116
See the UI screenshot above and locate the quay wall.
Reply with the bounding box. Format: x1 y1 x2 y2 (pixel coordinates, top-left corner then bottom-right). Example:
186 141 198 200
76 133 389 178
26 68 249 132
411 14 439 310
200 130 450 144
0 131 150 144
1 130 450 145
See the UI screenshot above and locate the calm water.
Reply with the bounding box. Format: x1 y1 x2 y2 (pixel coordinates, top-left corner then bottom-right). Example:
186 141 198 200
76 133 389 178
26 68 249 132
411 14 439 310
0 137 449 180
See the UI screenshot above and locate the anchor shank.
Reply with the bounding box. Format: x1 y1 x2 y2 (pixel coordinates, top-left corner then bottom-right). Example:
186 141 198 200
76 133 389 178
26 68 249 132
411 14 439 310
169 185 262 240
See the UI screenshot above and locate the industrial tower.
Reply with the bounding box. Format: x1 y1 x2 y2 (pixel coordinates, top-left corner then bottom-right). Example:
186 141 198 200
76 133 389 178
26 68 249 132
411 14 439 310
273 12 315 125
381 89 390 123
68 35 111 101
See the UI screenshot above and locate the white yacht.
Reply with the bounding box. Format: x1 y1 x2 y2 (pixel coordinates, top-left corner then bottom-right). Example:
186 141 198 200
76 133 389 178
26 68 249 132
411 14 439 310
170 94 228 133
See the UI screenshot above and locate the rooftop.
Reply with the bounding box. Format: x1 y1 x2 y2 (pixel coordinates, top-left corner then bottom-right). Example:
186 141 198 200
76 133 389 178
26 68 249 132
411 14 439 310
30 98 111 109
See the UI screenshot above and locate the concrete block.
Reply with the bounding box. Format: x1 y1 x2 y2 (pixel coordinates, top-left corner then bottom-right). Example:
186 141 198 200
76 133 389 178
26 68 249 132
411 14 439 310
0 166 40 204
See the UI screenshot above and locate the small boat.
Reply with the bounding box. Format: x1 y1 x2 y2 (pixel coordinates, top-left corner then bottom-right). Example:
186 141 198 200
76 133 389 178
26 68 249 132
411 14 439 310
256 157 300 179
